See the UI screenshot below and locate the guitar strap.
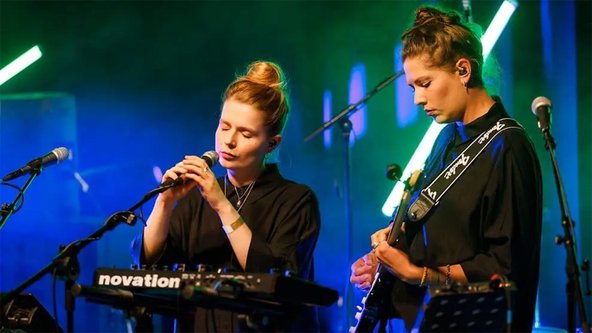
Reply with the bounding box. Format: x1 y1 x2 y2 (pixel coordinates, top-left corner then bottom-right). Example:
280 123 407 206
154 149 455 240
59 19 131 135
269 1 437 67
407 118 523 222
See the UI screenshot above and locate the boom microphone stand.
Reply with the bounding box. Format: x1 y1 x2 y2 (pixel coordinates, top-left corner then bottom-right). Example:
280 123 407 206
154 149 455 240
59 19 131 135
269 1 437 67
0 183 170 332
305 70 404 327
532 97 590 332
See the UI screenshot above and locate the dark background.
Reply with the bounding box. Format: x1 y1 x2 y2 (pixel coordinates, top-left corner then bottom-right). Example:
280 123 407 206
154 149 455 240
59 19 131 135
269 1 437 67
1 0 590 331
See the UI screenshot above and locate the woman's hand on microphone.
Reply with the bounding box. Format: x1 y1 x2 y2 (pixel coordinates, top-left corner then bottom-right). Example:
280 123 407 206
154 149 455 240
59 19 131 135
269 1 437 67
158 160 196 203
171 155 230 214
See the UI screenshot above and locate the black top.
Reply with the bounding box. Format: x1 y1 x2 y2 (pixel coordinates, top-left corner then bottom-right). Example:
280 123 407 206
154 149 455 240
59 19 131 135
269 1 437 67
402 101 543 332
130 164 321 332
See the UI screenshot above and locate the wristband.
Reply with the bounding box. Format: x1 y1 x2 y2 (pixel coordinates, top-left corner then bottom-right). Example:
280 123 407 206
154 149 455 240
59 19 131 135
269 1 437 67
222 217 244 235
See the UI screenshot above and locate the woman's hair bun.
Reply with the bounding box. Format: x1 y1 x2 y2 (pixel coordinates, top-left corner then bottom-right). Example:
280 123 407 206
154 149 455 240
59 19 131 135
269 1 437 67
244 61 285 89
414 6 462 27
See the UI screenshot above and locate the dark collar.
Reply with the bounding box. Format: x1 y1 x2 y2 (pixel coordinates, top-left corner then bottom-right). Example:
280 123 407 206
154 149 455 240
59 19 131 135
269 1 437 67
455 97 509 144
255 163 282 186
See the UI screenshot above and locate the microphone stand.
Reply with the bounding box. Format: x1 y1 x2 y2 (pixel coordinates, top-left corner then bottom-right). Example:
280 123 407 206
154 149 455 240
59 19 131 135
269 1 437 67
0 183 169 332
304 70 405 327
0 169 40 230
540 129 590 332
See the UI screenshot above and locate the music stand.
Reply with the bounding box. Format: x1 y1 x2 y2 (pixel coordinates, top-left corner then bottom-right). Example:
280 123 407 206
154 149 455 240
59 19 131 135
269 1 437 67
416 278 514 332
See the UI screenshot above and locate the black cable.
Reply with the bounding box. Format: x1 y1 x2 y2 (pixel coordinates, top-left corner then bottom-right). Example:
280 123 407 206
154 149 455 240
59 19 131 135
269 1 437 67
211 308 217 333
0 182 25 214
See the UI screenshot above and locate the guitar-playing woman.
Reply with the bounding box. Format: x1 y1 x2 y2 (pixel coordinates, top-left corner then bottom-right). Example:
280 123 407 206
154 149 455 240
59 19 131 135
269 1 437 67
350 5 542 332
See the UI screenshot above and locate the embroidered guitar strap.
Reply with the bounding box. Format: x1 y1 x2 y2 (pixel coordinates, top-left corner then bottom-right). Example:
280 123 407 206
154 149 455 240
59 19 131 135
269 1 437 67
407 118 523 222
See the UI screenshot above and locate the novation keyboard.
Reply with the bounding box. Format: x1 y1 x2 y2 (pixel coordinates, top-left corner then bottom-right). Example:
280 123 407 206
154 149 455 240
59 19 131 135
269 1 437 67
74 267 338 316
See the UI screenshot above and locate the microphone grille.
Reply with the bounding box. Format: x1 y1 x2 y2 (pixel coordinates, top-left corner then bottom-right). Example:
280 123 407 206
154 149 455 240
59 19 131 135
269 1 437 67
201 150 219 167
53 147 70 163
531 96 552 115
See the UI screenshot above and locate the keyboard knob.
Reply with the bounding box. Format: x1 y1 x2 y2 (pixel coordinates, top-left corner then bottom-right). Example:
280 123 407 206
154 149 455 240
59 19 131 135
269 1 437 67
173 263 186 272
196 264 212 272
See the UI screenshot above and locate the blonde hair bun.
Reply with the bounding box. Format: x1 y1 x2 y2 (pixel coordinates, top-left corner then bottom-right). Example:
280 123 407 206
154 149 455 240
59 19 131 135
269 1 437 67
244 61 286 89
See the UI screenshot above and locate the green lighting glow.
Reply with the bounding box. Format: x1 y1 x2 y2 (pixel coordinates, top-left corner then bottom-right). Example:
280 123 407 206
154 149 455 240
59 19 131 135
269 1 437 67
381 0 518 216
482 0 518 59
0 45 43 86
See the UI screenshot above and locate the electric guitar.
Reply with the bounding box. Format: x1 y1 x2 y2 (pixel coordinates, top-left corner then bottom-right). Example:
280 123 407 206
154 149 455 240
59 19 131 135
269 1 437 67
350 170 422 333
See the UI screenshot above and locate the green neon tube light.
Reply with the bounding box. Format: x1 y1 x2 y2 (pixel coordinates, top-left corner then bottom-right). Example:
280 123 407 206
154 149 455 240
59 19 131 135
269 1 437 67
0 45 43 86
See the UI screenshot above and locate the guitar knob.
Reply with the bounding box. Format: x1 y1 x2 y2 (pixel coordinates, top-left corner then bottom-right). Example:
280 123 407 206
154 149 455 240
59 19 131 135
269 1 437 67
349 327 356 333
355 311 362 320
356 305 362 311
361 296 367 304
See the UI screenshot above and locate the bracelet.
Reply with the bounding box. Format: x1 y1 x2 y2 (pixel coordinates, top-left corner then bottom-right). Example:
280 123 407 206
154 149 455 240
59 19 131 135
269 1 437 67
419 267 428 287
222 217 244 235
445 264 451 286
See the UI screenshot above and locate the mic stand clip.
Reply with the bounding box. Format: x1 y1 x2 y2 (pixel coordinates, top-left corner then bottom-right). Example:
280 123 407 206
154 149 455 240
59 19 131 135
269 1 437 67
0 167 42 230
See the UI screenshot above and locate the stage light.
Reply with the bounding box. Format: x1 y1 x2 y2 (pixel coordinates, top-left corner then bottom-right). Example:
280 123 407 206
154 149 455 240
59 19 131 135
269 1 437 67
382 0 518 216
323 91 332 149
0 45 43 86
482 0 518 59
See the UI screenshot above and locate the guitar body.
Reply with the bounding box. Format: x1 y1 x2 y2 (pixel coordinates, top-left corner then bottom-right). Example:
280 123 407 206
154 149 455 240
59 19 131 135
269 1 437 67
350 171 424 333
351 267 398 332
351 244 425 333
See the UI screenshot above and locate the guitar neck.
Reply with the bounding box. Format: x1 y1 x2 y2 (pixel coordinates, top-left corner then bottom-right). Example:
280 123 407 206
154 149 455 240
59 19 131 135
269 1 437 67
386 180 414 246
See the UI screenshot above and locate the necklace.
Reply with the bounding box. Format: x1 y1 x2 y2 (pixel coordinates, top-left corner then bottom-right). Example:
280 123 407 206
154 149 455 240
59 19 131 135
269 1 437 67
224 175 256 212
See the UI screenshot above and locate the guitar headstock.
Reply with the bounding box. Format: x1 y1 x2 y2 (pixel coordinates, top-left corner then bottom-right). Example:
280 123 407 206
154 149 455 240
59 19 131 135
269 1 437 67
408 169 423 188
401 169 423 200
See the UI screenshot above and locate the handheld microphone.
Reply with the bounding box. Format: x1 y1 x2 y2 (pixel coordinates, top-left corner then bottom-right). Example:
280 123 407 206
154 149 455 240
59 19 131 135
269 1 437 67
531 96 552 132
2 147 70 182
159 151 219 189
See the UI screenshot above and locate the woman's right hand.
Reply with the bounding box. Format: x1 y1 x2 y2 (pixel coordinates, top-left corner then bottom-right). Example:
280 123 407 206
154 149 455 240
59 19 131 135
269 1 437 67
158 161 197 203
350 252 378 292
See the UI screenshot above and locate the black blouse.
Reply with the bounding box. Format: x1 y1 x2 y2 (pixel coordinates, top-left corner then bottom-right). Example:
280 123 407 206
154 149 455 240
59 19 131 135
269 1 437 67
130 164 321 331
403 101 543 332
